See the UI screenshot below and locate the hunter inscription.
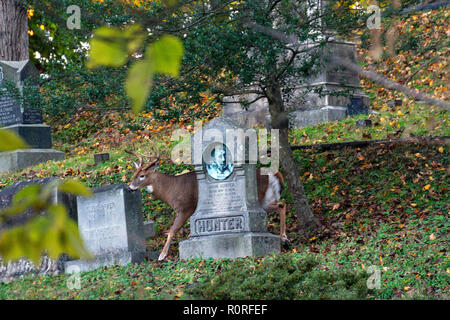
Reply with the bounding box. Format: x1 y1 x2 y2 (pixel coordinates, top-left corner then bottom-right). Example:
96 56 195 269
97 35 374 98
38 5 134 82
196 216 244 235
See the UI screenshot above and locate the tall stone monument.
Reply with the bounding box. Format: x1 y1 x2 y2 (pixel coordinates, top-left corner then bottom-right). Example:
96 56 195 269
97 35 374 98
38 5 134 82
179 117 280 259
0 60 64 173
222 0 369 128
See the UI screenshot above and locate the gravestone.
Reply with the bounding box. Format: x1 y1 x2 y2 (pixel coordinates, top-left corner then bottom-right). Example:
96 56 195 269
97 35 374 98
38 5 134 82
94 153 110 165
0 177 78 283
0 60 64 173
22 109 43 124
65 184 146 273
356 119 372 127
347 97 369 116
179 117 280 259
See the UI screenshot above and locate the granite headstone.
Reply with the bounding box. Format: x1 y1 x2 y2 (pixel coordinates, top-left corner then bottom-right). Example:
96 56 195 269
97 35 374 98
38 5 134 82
179 117 280 259
0 177 77 283
65 184 146 273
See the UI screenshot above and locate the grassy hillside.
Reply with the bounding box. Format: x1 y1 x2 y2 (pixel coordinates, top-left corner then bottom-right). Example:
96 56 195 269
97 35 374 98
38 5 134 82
0 8 448 300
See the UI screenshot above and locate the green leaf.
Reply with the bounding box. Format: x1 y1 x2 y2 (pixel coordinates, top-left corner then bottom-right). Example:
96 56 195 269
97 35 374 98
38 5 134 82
150 35 184 77
0 130 28 151
163 0 179 7
125 59 154 114
0 204 92 265
59 179 92 197
87 25 145 69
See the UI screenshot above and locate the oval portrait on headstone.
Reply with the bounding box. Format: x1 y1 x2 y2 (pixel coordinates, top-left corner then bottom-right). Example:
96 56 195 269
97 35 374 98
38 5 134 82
203 143 234 180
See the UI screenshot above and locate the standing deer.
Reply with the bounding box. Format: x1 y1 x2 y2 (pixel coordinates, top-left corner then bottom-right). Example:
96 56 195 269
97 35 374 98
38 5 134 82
126 146 288 261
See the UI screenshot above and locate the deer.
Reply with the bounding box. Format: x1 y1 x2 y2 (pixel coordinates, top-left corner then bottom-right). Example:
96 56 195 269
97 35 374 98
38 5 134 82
126 144 288 261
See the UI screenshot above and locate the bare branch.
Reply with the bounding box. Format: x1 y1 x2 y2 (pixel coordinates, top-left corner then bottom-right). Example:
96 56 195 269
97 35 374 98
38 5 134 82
333 56 450 110
400 1 450 15
242 22 450 110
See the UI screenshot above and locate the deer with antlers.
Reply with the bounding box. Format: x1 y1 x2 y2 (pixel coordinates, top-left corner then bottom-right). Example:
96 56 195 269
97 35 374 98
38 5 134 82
126 144 288 261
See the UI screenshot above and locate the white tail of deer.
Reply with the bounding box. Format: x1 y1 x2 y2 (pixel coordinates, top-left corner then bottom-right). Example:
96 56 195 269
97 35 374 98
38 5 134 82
126 144 288 261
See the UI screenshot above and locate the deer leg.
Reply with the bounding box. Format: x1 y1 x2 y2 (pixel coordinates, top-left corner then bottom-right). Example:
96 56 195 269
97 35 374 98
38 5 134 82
158 213 187 261
265 200 289 243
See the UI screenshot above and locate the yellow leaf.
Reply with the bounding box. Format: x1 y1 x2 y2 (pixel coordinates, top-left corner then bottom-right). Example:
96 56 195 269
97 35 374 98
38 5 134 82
438 147 444 153
59 179 92 197
0 130 28 151
423 184 431 190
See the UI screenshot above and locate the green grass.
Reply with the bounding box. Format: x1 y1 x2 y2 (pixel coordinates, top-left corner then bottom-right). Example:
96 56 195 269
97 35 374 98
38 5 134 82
289 103 449 146
0 136 448 300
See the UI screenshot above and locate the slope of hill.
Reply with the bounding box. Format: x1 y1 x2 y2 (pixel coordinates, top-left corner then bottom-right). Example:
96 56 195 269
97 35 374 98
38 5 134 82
0 7 448 300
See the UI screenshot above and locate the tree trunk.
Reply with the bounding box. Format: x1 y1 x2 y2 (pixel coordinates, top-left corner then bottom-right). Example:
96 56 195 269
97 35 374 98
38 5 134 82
0 0 29 61
265 77 319 234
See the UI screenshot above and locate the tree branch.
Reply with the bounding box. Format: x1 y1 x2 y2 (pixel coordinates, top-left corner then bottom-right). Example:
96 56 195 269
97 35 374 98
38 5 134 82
400 1 450 15
242 22 450 110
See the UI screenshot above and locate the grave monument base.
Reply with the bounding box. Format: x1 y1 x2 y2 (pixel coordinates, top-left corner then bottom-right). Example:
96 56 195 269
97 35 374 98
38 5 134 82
288 106 347 128
2 124 52 149
0 149 64 173
65 250 146 273
179 232 281 260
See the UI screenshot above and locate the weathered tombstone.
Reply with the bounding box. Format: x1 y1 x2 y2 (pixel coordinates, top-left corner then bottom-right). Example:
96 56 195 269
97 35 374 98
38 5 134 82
179 117 280 259
347 97 369 116
94 153 110 165
0 177 78 283
22 109 43 124
356 119 373 128
0 60 64 173
387 99 403 108
65 184 146 273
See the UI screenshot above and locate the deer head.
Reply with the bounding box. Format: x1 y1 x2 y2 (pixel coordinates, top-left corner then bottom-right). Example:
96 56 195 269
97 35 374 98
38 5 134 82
126 141 160 193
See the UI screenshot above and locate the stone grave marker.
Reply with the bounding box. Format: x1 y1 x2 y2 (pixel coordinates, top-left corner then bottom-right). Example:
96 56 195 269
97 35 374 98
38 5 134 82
356 119 372 127
94 153 110 165
22 109 43 124
0 177 77 283
65 184 146 273
0 60 64 173
347 96 369 116
179 117 280 259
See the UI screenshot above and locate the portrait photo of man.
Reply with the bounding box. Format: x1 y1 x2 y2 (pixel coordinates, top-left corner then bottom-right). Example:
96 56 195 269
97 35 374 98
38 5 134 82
204 144 234 180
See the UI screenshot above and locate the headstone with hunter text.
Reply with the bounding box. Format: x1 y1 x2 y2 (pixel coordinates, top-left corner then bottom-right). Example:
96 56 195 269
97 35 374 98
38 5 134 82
65 184 146 273
179 117 280 259
0 60 64 173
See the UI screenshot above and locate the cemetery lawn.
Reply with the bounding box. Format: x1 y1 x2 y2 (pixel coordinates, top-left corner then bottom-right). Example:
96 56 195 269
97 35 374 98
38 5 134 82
0 7 448 301
0 130 447 300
